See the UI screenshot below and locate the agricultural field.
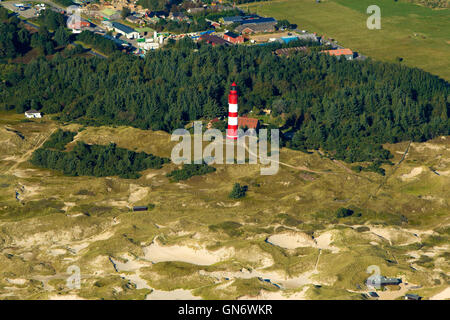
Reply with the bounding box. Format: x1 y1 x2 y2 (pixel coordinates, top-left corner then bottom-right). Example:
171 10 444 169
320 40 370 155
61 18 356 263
0 113 448 300
242 0 450 80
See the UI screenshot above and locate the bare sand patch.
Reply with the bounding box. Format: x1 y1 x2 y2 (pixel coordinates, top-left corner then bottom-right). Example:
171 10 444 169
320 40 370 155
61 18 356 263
146 289 201 300
436 170 450 176
370 227 418 246
267 232 315 249
143 240 234 265
128 184 149 203
430 287 450 300
239 286 309 300
48 294 85 300
267 231 339 253
6 278 27 285
400 167 424 181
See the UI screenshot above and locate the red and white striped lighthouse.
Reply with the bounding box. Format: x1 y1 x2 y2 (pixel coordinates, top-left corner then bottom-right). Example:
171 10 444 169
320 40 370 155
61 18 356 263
226 82 238 140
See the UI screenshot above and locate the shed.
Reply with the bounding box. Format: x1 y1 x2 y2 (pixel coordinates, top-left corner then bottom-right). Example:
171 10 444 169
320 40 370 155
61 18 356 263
405 294 422 300
132 206 148 212
25 109 42 118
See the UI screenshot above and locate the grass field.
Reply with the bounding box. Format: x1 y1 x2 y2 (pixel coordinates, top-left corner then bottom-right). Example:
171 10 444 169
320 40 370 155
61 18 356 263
242 0 450 80
0 113 448 299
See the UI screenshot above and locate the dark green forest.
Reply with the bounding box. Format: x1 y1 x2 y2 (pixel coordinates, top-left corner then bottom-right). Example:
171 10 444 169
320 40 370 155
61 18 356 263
1 18 449 164
166 163 216 181
31 141 170 178
43 129 77 150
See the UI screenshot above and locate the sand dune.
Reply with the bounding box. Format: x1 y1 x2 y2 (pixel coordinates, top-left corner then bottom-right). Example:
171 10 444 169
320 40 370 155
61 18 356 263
143 240 234 265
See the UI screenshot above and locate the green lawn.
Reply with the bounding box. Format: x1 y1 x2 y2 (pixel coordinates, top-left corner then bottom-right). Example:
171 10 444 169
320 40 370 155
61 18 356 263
243 0 450 80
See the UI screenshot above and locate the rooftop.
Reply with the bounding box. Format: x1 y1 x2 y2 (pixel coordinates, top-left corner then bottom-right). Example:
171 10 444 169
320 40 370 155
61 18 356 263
322 48 353 56
112 22 136 34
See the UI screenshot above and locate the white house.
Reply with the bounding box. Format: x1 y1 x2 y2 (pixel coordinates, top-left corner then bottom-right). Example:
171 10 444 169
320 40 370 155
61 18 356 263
25 109 42 118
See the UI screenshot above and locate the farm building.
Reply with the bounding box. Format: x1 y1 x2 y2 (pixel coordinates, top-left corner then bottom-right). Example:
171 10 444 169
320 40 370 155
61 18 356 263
235 22 277 34
200 34 230 46
223 32 244 44
321 48 354 60
111 22 140 39
25 110 42 118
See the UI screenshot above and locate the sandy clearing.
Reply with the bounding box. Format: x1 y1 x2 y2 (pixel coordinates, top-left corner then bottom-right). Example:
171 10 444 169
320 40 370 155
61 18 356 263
146 289 201 300
48 294 85 300
122 273 151 290
412 142 447 151
128 184 149 203
377 283 418 300
430 287 450 300
6 278 27 285
200 268 320 290
48 248 67 256
143 240 234 265
267 232 315 249
436 170 450 176
370 227 419 246
267 231 339 253
400 167 424 181
239 286 309 300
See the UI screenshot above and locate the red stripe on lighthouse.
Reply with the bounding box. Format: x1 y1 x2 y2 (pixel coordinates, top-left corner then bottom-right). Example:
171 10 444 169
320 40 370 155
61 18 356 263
227 82 238 140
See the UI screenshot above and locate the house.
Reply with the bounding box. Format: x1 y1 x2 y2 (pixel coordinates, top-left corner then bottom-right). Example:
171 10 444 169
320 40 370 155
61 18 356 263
210 21 221 28
238 116 259 130
223 31 244 44
132 206 148 212
169 12 188 22
25 109 42 118
111 22 140 39
187 7 205 14
199 34 230 46
222 15 259 25
297 32 320 42
235 21 277 34
405 294 422 300
322 48 354 60
367 276 402 288
126 15 142 25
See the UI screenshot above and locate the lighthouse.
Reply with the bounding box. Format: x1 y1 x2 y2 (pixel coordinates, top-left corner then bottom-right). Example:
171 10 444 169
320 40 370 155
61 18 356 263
226 82 238 140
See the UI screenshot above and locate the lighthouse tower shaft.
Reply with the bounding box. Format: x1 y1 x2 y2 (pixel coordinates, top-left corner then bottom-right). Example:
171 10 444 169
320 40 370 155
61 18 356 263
226 83 238 140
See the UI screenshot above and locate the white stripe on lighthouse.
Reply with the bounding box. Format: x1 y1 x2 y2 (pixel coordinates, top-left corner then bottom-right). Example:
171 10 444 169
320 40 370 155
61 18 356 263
228 117 238 126
228 103 238 113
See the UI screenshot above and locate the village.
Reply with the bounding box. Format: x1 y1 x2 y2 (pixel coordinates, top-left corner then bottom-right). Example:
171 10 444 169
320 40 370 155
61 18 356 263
1 0 363 59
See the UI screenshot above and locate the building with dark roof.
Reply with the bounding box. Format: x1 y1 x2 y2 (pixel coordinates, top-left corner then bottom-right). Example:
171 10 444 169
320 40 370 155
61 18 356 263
275 46 308 57
405 294 422 300
235 22 277 34
200 34 230 46
112 22 139 39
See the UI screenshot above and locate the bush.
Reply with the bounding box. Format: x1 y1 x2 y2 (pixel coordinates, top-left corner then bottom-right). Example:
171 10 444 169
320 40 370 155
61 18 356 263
229 183 247 199
166 163 216 182
336 208 354 218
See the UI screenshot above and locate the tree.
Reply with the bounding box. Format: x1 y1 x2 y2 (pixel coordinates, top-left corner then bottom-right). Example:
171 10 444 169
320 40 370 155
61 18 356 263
121 7 131 19
229 183 247 199
55 27 70 47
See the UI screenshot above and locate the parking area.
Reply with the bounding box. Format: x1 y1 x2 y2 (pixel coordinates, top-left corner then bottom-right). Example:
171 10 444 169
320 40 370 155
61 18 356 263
1 2 39 19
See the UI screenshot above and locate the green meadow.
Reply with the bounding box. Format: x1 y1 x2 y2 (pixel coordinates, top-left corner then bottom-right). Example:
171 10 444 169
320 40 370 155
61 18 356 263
243 0 450 80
